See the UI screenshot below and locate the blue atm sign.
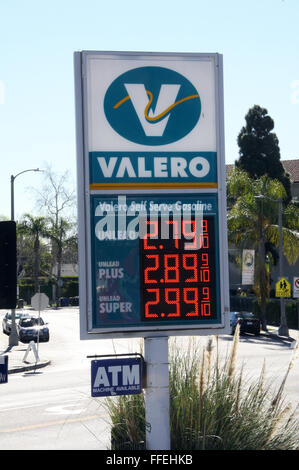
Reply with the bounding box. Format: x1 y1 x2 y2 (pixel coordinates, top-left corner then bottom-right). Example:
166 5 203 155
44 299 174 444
91 357 143 397
0 355 8 384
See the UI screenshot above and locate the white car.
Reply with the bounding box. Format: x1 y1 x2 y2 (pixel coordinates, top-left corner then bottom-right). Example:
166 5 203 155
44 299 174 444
16 316 50 343
2 311 31 335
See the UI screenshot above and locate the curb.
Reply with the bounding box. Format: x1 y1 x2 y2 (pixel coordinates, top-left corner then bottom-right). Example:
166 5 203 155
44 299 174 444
8 359 51 374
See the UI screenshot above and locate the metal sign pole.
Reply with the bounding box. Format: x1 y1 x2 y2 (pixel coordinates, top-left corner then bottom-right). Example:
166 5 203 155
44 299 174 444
36 288 41 363
144 336 170 450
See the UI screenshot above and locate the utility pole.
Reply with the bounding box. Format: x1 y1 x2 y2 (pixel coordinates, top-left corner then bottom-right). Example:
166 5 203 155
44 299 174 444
277 197 288 337
9 168 43 347
254 195 289 337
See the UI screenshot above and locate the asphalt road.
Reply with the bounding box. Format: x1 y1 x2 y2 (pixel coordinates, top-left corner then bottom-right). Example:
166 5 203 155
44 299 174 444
0 308 298 450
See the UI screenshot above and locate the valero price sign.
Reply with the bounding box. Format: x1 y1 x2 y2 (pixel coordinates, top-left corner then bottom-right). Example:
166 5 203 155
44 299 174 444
74 51 230 338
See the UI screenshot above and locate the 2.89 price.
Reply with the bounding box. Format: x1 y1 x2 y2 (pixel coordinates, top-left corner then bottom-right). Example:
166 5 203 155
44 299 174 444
144 252 210 284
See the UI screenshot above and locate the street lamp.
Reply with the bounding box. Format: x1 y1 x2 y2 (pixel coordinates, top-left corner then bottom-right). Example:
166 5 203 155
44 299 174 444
9 168 43 347
255 195 288 337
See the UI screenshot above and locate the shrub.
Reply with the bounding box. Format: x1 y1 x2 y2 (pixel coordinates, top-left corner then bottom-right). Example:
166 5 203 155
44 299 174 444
253 299 299 329
107 393 145 450
105 327 299 450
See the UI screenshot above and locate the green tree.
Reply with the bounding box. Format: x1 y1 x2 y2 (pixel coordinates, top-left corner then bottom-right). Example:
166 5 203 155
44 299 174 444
18 214 51 293
48 217 73 303
227 169 299 330
18 232 52 280
236 105 292 203
32 165 77 304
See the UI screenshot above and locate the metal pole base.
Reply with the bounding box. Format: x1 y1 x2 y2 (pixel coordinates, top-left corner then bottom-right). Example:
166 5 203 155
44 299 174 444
8 308 19 347
144 336 170 450
278 325 289 337
9 331 19 347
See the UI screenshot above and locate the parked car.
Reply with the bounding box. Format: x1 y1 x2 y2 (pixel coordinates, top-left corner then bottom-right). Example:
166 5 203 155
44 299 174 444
69 296 79 306
229 311 261 336
2 311 31 335
16 316 50 343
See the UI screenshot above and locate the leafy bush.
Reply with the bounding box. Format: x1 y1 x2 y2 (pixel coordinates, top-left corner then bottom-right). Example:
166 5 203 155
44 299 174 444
105 327 299 450
253 299 299 329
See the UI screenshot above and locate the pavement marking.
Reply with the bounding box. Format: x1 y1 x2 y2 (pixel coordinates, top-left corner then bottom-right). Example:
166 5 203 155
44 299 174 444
0 413 108 433
45 404 86 415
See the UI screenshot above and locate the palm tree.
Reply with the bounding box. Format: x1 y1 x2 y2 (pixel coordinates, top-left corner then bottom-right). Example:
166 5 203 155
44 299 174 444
227 169 299 330
18 214 50 294
48 217 72 304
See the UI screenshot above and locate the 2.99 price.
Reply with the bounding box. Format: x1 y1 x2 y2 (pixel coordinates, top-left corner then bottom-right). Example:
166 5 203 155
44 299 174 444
144 286 211 318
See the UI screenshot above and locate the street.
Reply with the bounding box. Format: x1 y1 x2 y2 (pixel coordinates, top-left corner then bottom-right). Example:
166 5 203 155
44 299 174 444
0 308 143 450
0 307 298 450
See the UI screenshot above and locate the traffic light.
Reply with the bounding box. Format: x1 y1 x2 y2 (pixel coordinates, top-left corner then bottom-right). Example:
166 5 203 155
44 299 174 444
0 221 17 309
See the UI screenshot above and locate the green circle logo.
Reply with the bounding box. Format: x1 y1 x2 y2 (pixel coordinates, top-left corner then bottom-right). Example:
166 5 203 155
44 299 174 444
104 66 201 146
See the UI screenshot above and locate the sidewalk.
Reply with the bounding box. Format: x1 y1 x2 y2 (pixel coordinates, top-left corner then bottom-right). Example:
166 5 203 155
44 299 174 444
262 325 298 347
0 343 50 374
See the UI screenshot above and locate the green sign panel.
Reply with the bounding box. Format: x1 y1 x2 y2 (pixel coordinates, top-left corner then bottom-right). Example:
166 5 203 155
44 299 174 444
90 193 220 331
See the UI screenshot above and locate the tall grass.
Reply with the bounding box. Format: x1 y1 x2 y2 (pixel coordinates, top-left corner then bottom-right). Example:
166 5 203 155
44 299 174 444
105 328 299 450
107 393 145 450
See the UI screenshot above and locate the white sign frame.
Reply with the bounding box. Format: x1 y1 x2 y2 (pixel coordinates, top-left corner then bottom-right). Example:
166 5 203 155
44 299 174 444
74 51 230 339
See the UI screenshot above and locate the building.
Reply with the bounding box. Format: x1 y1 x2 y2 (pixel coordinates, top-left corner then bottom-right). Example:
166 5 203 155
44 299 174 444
280 159 299 203
226 159 299 204
226 158 299 299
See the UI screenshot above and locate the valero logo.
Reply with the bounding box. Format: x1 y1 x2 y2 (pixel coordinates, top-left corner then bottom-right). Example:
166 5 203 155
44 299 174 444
104 67 201 146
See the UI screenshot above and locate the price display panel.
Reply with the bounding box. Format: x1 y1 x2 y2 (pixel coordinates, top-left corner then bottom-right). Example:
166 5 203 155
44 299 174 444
89 193 222 336
140 216 217 322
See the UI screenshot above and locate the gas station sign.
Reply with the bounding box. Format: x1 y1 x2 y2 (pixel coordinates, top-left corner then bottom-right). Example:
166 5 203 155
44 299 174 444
74 51 230 338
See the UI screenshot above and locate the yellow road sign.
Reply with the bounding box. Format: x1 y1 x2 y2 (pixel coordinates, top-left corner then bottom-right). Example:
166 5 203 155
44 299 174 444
275 278 291 297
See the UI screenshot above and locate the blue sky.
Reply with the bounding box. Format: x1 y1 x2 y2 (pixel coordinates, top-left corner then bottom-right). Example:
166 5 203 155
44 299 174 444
0 0 298 219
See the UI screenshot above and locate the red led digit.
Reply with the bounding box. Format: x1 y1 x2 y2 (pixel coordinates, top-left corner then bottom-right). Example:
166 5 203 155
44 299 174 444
200 268 210 282
199 219 209 248
165 220 179 249
144 254 159 283
165 288 180 317
144 220 158 250
182 220 197 250
201 302 211 316
201 219 208 233
202 287 210 300
201 253 209 266
182 254 198 282
145 289 159 318
200 234 209 249
164 254 179 283
201 286 211 316
184 288 199 317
